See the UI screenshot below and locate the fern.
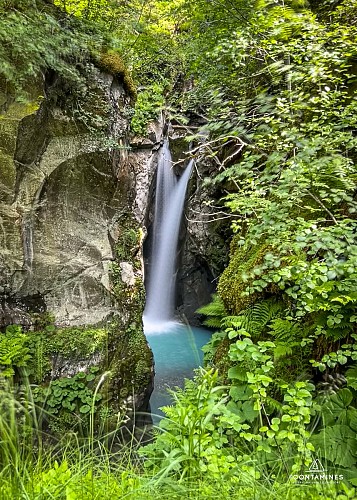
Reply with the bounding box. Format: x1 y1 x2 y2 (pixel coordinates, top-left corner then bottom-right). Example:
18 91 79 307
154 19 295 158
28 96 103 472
269 318 301 342
0 326 30 377
268 318 307 360
197 294 227 328
222 299 286 337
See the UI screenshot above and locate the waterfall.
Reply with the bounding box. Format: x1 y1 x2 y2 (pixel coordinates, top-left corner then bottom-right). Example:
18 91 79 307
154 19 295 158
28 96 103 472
143 141 193 334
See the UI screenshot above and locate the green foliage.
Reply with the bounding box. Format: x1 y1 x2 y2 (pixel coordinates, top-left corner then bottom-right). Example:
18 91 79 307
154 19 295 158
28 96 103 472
141 355 318 480
227 336 317 470
0 380 36 491
2 0 357 494
311 334 357 372
140 369 242 479
190 8 357 458
224 299 285 337
114 225 142 263
0 378 355 500
197 294 226 329
32 460 140 499
26 325 108 383
55 0 186 87
131 83 165 135
32 367 102 433
200 295 309 378
201 331 227 365
0 325 30 378
0 321 113 435
0 0 106 99
311 387 357 474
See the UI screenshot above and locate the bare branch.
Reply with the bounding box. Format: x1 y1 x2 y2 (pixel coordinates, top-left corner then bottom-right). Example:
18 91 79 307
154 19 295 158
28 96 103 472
306 190 338 224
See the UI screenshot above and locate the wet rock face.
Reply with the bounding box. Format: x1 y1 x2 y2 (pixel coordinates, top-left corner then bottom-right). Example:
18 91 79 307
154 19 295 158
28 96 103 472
0 66 162 428
0 70 161 327
178 168 229 323
0 292 46 328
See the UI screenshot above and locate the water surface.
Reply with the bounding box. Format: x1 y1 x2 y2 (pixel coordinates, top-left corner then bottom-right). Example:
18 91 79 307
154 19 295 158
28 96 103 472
147 323 211 421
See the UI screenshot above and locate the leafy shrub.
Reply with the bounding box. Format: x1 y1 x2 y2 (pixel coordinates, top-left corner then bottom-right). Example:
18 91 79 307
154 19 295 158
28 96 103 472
131 83 165 136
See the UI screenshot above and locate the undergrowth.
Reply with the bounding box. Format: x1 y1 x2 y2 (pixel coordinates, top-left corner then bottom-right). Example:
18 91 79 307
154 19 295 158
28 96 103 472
0 369 355 500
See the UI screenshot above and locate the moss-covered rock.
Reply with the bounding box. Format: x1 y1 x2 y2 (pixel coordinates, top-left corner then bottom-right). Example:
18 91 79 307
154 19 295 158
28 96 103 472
97 51 137 101
0 53 153 434
23 315 152 435
218 236 271 315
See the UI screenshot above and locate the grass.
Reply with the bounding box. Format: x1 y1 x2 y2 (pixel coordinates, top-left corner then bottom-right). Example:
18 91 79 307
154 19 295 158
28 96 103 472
0 373 355 499
0 450 353 500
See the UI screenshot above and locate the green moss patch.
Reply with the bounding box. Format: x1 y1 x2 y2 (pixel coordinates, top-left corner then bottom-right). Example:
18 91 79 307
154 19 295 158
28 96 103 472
98 52 137 101
0 151 15 192
218 237 271 315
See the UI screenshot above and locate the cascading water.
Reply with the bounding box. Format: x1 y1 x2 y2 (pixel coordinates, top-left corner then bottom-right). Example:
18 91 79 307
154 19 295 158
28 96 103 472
143 140 210 420
143 141 193 333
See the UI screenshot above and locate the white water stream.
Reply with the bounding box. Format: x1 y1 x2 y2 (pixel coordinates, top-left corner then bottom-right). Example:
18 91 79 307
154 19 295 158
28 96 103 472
143 141 193 334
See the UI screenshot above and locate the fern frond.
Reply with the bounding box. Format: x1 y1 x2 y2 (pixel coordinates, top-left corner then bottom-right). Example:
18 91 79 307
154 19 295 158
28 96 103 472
274 341 301 359
269 318 301 342
197 294 227 328
222 299 286 337
203 318 222 328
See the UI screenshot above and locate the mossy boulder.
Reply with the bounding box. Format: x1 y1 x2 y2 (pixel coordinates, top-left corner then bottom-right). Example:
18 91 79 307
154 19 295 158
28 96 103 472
218 236 272 315
20 315 152 436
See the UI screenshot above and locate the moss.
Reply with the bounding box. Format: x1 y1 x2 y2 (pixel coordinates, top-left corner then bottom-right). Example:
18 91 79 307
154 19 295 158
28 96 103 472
24 316 150 435
105 315 152 405
0 151 15 191
22 312 151 436
218 236 271 315
41 326 107 358
106 263 152 402
5 276 151 437
104 214 152 413
107 276 152 397
212 336 232 379
97 52 137 101
26 325 108 382
114 224 143 268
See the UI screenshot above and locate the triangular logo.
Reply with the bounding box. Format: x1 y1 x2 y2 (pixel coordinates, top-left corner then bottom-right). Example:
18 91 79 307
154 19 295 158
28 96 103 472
306 458 325 473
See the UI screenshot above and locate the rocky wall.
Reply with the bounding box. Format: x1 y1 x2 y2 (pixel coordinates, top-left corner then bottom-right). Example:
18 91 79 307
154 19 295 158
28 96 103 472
0 64 163 432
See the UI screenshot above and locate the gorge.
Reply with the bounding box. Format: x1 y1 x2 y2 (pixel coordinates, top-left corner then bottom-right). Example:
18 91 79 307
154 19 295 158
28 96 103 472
1 0 357 497
0 61 219 432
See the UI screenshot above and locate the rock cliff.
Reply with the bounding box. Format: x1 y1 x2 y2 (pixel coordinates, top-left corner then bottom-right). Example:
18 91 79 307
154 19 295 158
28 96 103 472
0 63 158 432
